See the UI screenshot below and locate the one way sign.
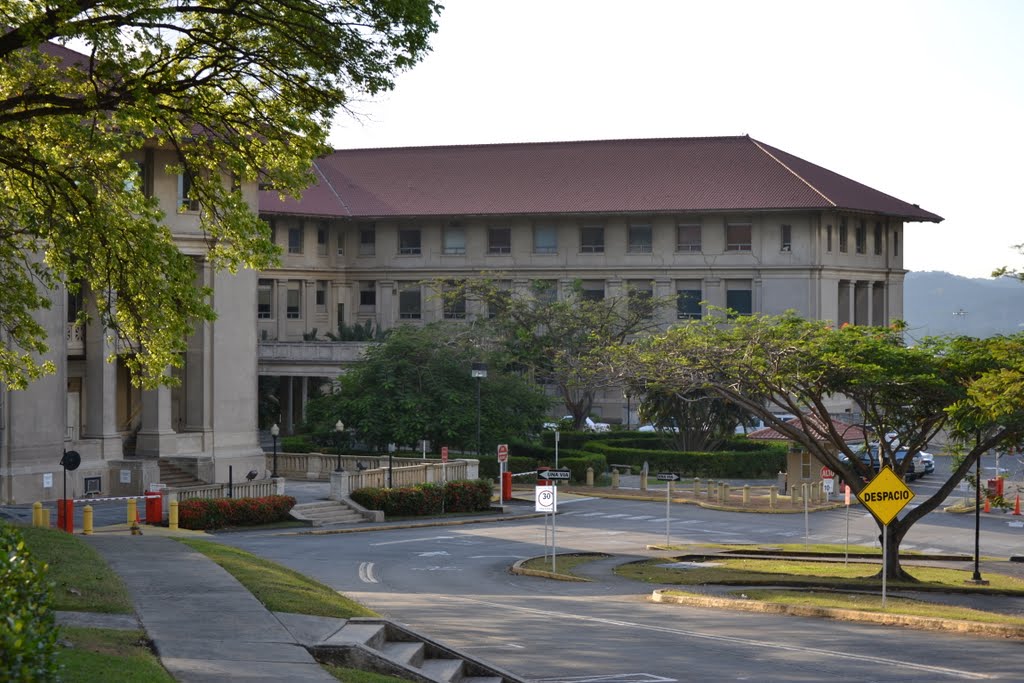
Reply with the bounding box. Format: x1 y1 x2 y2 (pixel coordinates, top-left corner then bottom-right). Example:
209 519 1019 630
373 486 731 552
656 472 680 481
537 469 571 480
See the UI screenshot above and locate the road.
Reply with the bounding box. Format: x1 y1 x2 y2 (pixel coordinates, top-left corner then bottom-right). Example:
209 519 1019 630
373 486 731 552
219 459 1024 682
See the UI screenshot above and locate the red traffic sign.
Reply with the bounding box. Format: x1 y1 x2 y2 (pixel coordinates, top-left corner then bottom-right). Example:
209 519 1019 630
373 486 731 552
497 443 509 463
441 446 448 463
821 466 835 480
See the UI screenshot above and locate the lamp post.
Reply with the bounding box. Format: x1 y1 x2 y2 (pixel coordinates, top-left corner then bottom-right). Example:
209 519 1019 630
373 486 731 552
388 442 396 488
971 435 985 583
623 390 631 431
471 362 487 458
334 420 344 472
270 424 280 478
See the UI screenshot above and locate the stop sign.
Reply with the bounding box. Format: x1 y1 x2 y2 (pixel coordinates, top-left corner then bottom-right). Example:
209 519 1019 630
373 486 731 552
821 466 835 479
497 443 509 463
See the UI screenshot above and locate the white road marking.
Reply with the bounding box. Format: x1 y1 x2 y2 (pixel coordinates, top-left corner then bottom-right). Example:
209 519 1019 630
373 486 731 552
580 512 606 517
603 514 630 518
627 515 656 520
410 566 462 571
357 562 378 583
370 535 453 546
417 551 449 557
441 596 990 680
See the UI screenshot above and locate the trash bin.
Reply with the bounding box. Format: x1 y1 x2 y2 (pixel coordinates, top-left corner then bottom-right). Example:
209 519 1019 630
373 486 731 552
987 478 1004 498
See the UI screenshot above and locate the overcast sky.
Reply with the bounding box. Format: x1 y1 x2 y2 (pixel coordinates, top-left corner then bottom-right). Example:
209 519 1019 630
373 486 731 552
328 0 1024 279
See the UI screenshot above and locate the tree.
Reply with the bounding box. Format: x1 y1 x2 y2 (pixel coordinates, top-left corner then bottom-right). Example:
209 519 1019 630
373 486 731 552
0 0 440 388
637 385 747 451
302 323 551 454
441 278 673 430
612 313 1024 579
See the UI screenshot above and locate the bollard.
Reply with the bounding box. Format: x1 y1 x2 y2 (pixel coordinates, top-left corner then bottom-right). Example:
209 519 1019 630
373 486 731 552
770 485 778 509
792 484 800 506
706 480 714 498
32 501 42 528
127 498 137 525
57 498 74 533
502 471 512 501
586 466 594 486
611 468 620 489
169 500 179 531
83 505 93 535
721 483 730 505
802 483 809 506
41 508 51 528
743 485 750 505
693 477 700 496
640 473 648 492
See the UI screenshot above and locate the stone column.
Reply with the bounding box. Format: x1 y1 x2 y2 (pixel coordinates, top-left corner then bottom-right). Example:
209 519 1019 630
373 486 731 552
136 378 177 457
82 291 121 459
185 260 212 437
304 279 317 336
276 279 288 340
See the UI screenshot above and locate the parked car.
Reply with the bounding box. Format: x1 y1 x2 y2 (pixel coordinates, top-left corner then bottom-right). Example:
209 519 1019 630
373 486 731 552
919 451 935 474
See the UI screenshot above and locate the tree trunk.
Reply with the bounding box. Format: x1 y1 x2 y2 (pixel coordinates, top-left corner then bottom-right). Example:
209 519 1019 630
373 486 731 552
875 520 917 582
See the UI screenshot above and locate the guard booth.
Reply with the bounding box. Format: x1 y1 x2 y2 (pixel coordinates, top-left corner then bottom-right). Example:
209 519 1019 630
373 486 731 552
746 415 868 492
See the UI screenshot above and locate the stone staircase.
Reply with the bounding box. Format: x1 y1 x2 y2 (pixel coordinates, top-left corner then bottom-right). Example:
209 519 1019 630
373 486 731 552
307 618 526 683
290 499 367 526
157 460 205 488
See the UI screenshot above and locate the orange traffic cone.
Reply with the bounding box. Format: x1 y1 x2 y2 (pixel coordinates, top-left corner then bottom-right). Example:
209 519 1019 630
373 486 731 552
984 496 991 513
1014 494 1021 516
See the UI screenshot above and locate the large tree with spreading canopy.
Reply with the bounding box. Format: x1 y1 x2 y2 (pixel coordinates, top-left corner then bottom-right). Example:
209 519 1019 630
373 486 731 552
0 0 441 388
611 313 1024 579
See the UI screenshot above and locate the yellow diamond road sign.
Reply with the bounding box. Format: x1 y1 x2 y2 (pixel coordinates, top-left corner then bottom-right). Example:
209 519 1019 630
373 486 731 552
857 466 915 525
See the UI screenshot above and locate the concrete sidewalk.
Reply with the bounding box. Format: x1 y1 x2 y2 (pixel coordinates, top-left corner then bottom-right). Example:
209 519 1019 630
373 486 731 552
84 535 338 682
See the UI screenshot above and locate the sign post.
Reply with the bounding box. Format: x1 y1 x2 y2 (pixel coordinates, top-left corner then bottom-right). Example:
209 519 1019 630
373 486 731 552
857 466 915 608
536 469 569 571
821 466 835 500
844 483 851 565
657 473 680 546
497 444 508 505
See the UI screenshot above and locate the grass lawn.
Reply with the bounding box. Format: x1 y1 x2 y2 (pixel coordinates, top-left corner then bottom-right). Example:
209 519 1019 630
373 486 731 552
18 525 133 613
322 665 415 682
178 537 378 618
55 627 174 683
616 556 1024 593
520 553 609 578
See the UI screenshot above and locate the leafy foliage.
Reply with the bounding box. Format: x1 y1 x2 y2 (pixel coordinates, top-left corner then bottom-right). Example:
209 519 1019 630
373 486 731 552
0 0 440 388
0 523 58 682
351 480 493 516
177 495 296 530
637 386 748 451
303 323 551 453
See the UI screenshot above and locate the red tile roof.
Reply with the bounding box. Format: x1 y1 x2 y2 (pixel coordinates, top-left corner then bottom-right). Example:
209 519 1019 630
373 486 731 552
259 136 942 222
747 416 867 443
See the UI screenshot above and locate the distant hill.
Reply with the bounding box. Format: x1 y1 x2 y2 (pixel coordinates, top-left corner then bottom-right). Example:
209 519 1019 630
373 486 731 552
904 271 1024 338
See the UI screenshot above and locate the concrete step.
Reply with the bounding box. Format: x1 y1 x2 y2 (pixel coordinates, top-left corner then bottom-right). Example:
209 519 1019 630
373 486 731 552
379 640 424 667
322 621 387 649
290 500 366 526
461 678 503 683
419 658 464 682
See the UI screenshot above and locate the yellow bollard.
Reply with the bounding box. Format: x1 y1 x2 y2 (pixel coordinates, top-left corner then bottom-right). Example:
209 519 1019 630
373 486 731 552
169 500 179 531
32 501 42 528
693 477 700 496
41 508 51 528
743 485 750 505
770 485 778 509
127 498 137 525
586 467 594 486
83 505 93 535
611 469 620 489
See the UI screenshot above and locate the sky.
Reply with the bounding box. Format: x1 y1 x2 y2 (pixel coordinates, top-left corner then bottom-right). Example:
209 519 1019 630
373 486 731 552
327 0 1024 279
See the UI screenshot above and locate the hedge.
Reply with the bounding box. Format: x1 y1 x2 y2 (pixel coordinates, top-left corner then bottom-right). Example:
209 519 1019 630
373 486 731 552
351 480 493 517
480 455 539 479
579 441 786 478
281 436 314 453
178 495 297 530
0 523 58 682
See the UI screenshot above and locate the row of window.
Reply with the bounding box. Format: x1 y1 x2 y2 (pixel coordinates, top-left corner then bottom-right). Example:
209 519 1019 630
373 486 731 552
273 219 899 258
257 279 752 322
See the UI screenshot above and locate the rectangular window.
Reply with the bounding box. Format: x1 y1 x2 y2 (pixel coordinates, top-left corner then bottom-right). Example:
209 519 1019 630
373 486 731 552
533 223 558 254
84 476 101 495
801 452 812 480
257 279 273 319
177 171 199 211
627 280 653 315
315 281 327 310
399 286 421 319
288 226 303 254
358 223 375 256
726 222 752 251
286 284 301 319
839 219 848 253
676 223 701 252
67 287 83 323
580 280 605 302
894 230 900 256
874 222 883 255
336 228 345 256
317 223 328 256
780 224 792 252
488 226 512 254
489 284 511 319
726 281 753 317
855 220 866 254
627 222 653 253
398 228 421 255
676 283 702 320
359 281 376 307
580 224 604 253
443 282 467 319
443 224 466 255
826 224 833 252
532 279 557 303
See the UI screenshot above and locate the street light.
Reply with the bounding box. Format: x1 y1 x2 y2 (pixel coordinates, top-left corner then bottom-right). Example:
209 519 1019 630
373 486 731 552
270 424 280 478
334 420 344 472
471 362 487 457
623 390 631 431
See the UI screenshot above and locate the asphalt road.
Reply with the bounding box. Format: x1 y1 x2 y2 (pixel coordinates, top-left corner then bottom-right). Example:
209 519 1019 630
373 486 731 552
218 458 1024 683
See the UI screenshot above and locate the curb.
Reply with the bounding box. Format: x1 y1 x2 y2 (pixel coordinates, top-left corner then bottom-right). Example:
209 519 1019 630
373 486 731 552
550 487 843 514
293 510 546 536
510 556 593 582
650 589 1024 639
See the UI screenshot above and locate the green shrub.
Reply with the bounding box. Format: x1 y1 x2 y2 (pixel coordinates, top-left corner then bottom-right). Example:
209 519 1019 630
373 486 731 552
558 452 608 482
578 442 786 478
352 480 493 516
479 455 538 479
281 436 314 453
178 495 297 530
0 523 58 682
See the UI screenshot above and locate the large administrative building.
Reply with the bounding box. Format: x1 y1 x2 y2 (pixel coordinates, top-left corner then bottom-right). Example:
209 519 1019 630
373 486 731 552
1 135 941 503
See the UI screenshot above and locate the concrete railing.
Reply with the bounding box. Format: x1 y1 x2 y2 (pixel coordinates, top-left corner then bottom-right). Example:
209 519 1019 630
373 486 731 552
329 461 471 499
166 479 285 506
266 452 478 483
